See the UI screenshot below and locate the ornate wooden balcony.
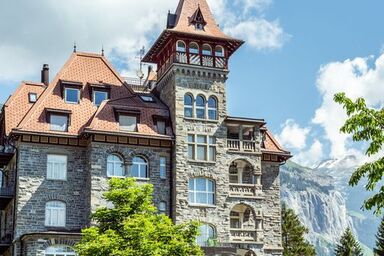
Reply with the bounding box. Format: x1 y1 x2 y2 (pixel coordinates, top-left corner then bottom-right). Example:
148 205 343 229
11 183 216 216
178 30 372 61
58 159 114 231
229 229 263 244
229 184 262 199
227 139 257 152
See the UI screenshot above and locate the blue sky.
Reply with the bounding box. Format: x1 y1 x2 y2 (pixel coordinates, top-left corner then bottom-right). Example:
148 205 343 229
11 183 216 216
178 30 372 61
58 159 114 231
1 0 384 166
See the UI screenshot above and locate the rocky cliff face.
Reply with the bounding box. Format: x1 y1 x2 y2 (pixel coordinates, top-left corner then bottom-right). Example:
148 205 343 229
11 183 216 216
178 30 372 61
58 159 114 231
281 159 378 255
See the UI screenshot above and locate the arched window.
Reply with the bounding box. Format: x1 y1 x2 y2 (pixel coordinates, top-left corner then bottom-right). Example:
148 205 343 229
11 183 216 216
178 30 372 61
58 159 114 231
176 40 186 52
197 224 216 246
208 96 217 120
202 44 212 56
215 45 225 57
45 201 66 227
184 94 194 118
159 201 167 214
131 156 148 178
44 245 76 256
196 95 206 119
188 178 215 205
107 154 124 177
189 42 199 54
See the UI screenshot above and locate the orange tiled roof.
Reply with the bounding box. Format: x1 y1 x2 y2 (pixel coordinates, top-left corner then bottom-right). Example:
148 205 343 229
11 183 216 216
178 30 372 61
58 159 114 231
7 52 172 139
262 130 291 156
170 0 233 40
4 81 46 135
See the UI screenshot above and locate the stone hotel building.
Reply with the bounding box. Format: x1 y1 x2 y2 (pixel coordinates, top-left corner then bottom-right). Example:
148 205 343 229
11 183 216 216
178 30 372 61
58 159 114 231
0 0 291 255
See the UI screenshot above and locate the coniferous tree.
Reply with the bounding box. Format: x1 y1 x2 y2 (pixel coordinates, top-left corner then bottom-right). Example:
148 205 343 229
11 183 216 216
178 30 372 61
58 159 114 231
334 227 363 256
374 216 384 256
281 204 316 256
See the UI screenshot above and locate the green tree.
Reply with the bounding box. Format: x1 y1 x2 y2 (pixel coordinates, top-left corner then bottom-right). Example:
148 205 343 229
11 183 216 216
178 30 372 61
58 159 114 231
76 178 203 256
334 227 363 256
334 93 384 214
374 216 384 255
281 204 316 256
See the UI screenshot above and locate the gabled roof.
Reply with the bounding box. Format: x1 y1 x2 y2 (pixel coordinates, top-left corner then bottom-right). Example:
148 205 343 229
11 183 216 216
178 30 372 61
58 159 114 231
170 0 232 39
262 130 291 157
7 52 172 139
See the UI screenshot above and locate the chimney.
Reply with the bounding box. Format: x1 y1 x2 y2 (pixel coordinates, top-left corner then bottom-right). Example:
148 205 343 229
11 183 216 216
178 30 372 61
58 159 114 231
41 64 49 86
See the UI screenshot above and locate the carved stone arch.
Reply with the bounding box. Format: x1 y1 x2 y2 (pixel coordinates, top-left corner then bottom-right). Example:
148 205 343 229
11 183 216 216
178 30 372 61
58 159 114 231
245 250 257 256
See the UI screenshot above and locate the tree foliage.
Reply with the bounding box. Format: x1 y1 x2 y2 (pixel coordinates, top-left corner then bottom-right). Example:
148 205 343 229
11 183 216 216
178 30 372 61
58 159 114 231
334 227 363 256
374 216 384 255
281 204 316 256
76 178 203 256
334 92 384 214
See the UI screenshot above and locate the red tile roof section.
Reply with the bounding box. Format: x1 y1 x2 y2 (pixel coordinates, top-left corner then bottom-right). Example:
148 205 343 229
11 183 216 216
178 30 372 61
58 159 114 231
4 82 46 135
262 130 291 156
171 0 233 40
9 52 171 138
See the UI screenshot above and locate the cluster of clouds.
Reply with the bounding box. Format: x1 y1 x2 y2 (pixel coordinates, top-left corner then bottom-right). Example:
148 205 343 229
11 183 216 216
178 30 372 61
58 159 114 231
277 52 384 167
0 0 288 88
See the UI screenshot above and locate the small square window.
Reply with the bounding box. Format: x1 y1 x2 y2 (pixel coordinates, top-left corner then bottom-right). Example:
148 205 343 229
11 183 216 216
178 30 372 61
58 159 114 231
28 93 37 103
93 91 108 106
119 115 137 132
64 88 80 104
50 114 68 132
140 95 155 102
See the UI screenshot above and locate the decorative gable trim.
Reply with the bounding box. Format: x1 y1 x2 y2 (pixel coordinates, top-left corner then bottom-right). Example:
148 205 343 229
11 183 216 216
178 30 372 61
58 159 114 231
190 6 207 29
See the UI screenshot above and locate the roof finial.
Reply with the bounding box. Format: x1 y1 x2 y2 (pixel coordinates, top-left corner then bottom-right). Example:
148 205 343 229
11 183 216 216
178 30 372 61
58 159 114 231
101 45 104 56
73 41 77 53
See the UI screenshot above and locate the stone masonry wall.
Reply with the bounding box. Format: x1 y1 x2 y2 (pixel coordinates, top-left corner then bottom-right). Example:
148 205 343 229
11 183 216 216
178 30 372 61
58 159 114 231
87 142 172 216
15 142 88 238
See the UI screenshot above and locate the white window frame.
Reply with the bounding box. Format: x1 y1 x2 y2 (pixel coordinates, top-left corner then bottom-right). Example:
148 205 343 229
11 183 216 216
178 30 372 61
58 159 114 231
188 134 216 162
208 96 218 120
202 44 212 56
131 156 148 179
215 45 225 57
195 95 206 119
197 224 215 246
47 154 67 180
119 115 137 132
107 154 125 178
184 94 194 118
93 90 108 106
176 40 186 52
64 88 80 104
44 245 76 256
188 178 215 205
45 201 66 227
50 114 69 132
189 42 200 54
159 157 166 179
159 201 167 214
29 93 37 103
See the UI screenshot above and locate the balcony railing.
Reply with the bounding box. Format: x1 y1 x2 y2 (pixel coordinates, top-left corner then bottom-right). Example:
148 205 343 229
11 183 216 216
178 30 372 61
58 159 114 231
230 229 262 244
229 184 262 198
227 139 257 152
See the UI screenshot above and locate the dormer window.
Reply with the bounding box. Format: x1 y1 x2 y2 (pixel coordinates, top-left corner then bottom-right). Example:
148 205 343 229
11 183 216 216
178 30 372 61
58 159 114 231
119 115 137 132
190 6 206 31
65 88 80 104
195 24 204 30
46 108 72 132
140 95 155 103
93 91 108 106
28 93 37 103
51 114 68 132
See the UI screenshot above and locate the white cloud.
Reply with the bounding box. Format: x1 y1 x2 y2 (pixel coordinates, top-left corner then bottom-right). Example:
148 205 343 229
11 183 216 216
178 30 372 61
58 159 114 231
294 139 325 167
277 119 310 150
313 53 384 159
0 0 288 91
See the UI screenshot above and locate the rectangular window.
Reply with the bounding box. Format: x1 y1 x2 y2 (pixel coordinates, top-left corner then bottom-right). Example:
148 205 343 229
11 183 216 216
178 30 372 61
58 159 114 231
64 88 80 104
119 115 137 132
187 134 216 161
93 91 108 106
47 155 67 180
159 202 166 214
50 114 68 132
28 93 37 103
160 157 166 179
157 120 166 135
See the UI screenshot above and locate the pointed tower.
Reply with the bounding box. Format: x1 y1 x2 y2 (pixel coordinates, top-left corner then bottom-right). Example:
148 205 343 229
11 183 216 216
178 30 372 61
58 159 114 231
144 1 287 256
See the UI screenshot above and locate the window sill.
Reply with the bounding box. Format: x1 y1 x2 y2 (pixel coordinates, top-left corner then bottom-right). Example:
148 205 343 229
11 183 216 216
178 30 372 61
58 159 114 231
46 178 67 181
189 203 217 209
188 160 216 165
134 178 150 181
184 117 219 123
